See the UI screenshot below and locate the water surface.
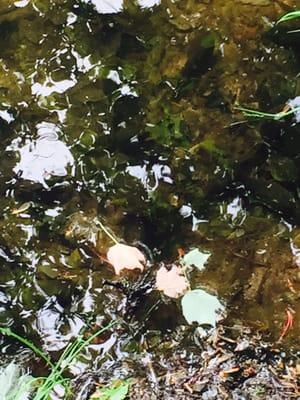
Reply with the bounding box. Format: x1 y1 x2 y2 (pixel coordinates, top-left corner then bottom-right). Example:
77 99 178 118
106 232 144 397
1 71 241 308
0 0 300 396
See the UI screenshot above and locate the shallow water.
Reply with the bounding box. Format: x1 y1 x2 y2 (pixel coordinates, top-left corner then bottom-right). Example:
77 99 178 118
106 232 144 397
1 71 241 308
0 0 300 395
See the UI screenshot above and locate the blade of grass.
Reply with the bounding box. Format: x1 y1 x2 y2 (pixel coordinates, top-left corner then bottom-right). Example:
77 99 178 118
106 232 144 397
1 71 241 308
234 105 300 121
277 11 300 24
33 320 117 400
1 321 117 400
0 327 54 368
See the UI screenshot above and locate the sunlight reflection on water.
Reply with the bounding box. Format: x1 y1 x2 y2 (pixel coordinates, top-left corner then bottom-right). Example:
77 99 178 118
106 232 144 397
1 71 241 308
11 122 74 188
83 0 161 14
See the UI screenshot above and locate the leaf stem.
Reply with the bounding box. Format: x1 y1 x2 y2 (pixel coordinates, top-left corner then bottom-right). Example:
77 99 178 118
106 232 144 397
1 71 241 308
97 221 119 245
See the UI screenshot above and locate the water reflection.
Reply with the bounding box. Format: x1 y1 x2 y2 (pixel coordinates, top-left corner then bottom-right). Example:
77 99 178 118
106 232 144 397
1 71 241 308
35 301 85 351
14 0 30 7
83 0 123 14
126 163 172 191
11 122 74 189
32 78 76 97
83 0 161 13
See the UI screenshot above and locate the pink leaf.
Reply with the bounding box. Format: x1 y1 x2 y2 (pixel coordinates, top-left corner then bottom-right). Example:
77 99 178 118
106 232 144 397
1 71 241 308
107 243 146 275
156 265 189 298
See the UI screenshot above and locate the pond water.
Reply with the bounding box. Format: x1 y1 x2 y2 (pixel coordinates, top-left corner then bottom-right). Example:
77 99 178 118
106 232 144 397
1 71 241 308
0 0 300 398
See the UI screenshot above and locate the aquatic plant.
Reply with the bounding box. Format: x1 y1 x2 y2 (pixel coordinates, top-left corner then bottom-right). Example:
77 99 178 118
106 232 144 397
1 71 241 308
0 321 116 400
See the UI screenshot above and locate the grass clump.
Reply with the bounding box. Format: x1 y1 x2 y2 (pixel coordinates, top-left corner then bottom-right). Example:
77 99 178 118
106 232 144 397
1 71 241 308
0 321 116 400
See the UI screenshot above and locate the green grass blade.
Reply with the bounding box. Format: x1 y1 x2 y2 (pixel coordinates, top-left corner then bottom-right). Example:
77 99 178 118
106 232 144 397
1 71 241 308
0 327 54 368
277 11 300 24
234 105 300 121
33 320 117 400
1 321 117 400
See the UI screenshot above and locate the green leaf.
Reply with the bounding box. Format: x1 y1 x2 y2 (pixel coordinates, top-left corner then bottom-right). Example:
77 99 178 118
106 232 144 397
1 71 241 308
90 380 131 400
181 289 223 327
182 248 211 270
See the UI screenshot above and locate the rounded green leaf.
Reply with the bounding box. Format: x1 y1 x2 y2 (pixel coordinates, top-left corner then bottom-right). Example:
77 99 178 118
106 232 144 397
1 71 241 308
181 289 223 327
182 249 211 270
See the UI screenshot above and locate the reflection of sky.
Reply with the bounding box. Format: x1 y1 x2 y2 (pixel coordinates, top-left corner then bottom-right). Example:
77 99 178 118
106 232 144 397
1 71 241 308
82 0 123 13
126 163 172 191
226 197 244 221
83 0 161 13
35 303 85 351
0 110 14 124
14 0 30 7
288 96 300 123
11 122 74 189
32 78 76 97
138 0 161 8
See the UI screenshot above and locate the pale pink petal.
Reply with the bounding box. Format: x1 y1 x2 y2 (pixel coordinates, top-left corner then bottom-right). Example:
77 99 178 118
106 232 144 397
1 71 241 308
156 265 189 298
107 243 146 275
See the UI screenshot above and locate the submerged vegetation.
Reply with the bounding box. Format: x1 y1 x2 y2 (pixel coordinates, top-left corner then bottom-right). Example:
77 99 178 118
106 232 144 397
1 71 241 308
1 323 116 399
0 0 300 398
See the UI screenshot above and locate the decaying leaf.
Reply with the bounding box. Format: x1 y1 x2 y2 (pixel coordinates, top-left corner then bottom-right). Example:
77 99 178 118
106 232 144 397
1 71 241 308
11 202 32 215
107 243 145 275
156 265 189 298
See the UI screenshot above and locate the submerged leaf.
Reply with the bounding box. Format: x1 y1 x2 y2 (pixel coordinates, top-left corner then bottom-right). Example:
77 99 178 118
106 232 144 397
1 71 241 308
182 248 211 270
181 289 224 327
107 243 145 275
156 265 189 298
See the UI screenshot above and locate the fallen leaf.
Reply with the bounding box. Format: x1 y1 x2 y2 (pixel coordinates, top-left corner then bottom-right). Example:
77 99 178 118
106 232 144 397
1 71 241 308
11 202 32 215
181 289 224 327
182 248 211 270
107 243 145 275
278 307 295 342
219 367 240 379
156 265 189 298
